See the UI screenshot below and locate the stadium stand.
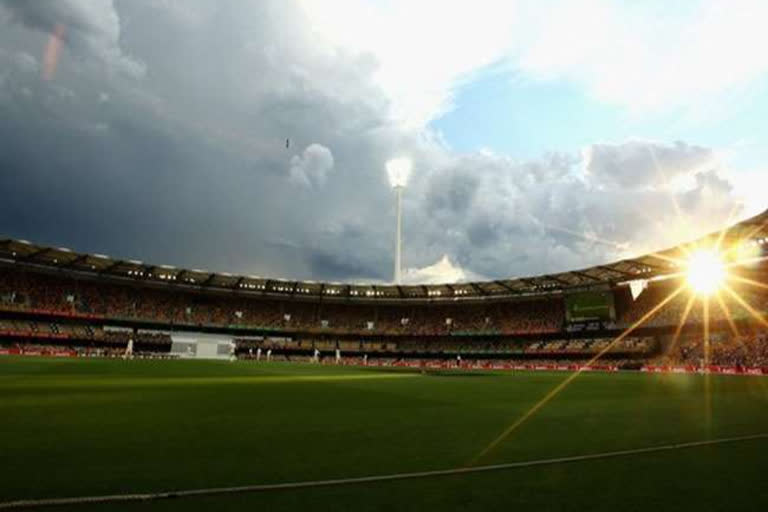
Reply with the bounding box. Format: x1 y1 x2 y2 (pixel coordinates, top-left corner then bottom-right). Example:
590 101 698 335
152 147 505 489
2 209 768 369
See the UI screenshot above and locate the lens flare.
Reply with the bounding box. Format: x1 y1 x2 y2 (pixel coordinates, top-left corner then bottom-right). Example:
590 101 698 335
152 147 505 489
686 249 726 295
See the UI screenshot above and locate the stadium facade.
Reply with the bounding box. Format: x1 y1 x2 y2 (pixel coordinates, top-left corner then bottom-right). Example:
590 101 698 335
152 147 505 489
1 209 767 369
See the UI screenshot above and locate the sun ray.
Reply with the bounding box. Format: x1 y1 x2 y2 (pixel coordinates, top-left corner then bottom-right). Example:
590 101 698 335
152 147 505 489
714 290 740 338
725 256 768 270
468 284 687 466
722 241 762 261
667 293 698 360
731 217 768 250
647 146 692 240
720 217 768 260
721 285 768 329
646 251 688 267
703 296 712 433
703 297 710 368
728 274 768 291
663 271 688 281
714 204 742 253
711 290 761 379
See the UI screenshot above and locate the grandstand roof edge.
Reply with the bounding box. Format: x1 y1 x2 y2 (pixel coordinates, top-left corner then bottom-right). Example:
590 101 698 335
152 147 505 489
0 208 765 301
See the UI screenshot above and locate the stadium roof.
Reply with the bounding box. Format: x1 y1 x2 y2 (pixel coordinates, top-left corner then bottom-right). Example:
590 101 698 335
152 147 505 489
1 209 767 302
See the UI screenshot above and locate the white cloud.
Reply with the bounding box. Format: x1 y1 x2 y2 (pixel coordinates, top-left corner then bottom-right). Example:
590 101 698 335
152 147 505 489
583 140 718 189
402 255 482 285
288 143 335 188
298 0 518 127
406 140 744 278
298 0 768 122
515 0 768 111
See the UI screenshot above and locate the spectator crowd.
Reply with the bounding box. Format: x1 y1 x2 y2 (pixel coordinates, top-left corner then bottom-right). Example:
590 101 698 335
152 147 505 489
0 269 564 336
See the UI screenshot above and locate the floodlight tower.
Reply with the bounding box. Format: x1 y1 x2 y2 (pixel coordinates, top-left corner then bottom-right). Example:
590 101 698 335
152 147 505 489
386 157 412 284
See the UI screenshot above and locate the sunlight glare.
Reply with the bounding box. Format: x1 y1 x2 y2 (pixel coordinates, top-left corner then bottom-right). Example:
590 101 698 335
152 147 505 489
687 249 726 295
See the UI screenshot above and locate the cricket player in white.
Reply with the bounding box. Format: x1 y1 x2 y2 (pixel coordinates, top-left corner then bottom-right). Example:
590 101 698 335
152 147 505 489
266 349 272 361
123 337 134 360
335 348 341 364
314 348 320 363
256 347 262 361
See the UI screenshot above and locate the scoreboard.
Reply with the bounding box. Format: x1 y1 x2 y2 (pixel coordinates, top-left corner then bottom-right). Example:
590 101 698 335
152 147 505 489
565 291 615 322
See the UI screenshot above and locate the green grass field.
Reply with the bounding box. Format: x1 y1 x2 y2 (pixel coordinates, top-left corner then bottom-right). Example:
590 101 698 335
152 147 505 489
3 357 768 511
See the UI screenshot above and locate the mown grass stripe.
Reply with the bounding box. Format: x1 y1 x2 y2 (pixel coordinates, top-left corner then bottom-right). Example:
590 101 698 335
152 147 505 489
2 432 766 509
0 372 419 389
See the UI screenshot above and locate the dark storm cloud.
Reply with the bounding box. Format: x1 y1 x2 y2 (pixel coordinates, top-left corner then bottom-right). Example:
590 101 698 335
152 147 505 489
0 0 390 277
0 1 745 283
467 215 500 248
425 168 480 215
0 0 144 77
307 250 388 283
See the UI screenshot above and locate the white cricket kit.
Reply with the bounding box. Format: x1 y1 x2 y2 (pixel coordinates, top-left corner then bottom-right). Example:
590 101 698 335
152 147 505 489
124 338 134 360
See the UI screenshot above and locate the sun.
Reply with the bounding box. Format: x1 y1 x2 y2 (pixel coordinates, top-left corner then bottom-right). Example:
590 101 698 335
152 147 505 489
686 249 727 296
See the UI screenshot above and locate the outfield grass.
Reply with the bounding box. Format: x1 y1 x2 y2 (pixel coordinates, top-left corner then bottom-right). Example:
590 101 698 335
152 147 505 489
2 357 768 511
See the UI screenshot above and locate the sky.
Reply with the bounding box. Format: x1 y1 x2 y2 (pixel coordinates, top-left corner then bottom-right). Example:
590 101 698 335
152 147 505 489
0 0 766 284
